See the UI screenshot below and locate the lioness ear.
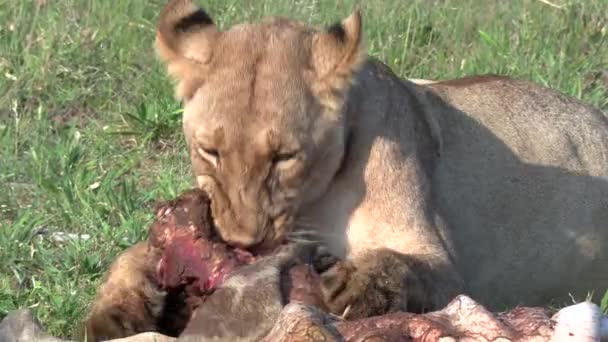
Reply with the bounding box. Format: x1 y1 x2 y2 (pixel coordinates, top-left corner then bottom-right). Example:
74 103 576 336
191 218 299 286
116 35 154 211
311 10 364 96
156 0 219 101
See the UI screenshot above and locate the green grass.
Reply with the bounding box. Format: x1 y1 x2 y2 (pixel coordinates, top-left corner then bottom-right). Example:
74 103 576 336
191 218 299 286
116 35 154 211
0 0 607 338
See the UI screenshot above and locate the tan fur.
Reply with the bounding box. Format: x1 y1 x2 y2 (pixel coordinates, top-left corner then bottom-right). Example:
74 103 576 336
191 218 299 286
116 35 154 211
82 242 164 341
82 242 189 341
155 0 608 318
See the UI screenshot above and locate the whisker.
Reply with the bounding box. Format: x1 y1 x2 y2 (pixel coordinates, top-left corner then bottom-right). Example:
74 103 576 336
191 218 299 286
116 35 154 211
293 216 319 224
286 230 325 244
287 228 343 243
293 222 321 229
287 230 321 239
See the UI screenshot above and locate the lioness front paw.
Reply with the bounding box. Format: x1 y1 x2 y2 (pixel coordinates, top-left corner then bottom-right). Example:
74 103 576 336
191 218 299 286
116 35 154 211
319 249 413 320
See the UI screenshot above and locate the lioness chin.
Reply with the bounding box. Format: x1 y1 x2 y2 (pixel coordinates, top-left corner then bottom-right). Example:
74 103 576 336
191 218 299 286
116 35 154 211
154 0 608 321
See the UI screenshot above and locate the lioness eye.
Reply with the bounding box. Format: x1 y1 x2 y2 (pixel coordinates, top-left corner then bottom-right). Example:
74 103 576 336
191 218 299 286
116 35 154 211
202 147 219 158
272 151 297 164
197 147 219 166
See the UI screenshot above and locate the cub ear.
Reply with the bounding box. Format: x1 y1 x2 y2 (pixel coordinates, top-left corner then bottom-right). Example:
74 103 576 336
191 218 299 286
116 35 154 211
156 0 220 101
311 9 364 95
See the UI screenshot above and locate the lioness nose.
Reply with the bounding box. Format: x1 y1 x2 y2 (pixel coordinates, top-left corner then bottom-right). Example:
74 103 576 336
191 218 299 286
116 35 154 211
221 217 267 249
222 191 267 248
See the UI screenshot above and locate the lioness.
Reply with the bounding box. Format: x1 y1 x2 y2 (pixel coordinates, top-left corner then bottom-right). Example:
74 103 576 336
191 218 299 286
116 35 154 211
154 0 608 320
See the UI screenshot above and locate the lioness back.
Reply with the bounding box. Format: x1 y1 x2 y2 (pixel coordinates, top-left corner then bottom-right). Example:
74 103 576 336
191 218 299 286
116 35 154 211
424 76 608 308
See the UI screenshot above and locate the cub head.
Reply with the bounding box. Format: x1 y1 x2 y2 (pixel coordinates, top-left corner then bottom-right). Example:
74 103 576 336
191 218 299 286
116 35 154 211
156 0 364 250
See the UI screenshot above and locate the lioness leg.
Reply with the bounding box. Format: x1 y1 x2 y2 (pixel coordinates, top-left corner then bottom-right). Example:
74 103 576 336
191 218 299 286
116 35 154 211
81 242 189 342
320 248 463 319
313 148 465 318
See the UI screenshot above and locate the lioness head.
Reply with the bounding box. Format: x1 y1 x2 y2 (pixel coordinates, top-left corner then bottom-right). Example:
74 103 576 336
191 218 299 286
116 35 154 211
156 0 364 249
